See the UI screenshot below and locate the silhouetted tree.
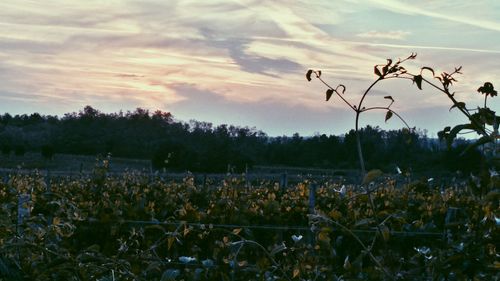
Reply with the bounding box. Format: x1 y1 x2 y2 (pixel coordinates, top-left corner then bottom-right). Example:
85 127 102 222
0 106 481 173
14 145 25 156
1 144 11 156
41 144 55 160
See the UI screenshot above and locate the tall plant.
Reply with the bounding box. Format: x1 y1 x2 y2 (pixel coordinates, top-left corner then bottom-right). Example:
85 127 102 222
307 53 416 178
307 53 498 178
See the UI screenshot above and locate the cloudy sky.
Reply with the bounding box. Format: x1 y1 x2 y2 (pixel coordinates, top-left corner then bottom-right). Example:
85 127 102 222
0 0 499 137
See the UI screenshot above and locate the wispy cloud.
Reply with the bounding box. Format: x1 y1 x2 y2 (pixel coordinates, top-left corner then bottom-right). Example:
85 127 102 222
0 0 498 136
347 41 500 54
368 0 500 32
356 30 410 40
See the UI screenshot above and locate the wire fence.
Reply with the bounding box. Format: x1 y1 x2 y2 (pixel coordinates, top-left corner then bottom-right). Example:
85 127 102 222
92 219 444 238
3 168 457 240
0 167 353 186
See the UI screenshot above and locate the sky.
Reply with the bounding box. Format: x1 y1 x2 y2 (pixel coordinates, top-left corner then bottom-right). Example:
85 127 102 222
0 0 499 137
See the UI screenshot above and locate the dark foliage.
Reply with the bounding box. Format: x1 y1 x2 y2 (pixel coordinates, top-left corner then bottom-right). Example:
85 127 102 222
14 145 26 156
0 173 498 280
1 144 11 156
41 144 55 160
0 106 484 173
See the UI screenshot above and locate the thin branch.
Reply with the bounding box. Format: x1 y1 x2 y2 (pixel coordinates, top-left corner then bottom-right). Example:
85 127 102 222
356 78 383 116
457 130 479 135
310 214 394 280
230 240 292 281
418 76 488 137
316 76 356 111
361 107 411 130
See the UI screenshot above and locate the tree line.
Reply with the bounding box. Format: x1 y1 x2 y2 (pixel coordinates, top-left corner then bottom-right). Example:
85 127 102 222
0 106 485 173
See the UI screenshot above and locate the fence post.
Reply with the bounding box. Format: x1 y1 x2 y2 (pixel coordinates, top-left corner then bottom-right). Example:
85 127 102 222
280 172 288 189
17 194 31 229
245 164 250 190
309 183 317 215
46 169 51 193
308 183 317 246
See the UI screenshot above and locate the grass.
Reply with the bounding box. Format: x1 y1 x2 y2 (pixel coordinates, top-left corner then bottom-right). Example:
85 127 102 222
0 152 151 173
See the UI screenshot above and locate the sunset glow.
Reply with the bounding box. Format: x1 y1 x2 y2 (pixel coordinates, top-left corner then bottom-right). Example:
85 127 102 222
1 0 499 136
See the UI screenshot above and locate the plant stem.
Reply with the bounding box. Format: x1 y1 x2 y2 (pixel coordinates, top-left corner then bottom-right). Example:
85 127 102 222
355 78 382 179
362 107 411 129
316 76 356 111
420 76 488 137
313 215 394 280
231 240 292 281
354 124 366 178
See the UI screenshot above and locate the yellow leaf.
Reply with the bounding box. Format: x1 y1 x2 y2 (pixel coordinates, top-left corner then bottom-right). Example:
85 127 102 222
362 169 383 185
183 226 190 237
232 228 242 235
293 268 300 278
318 231 331 245
178 207 187 217
379 224 390 242
268 192 276 200
223 236 229 244
52 217 61 225
343 256 351 270
167 237 175 250
328 210 342 220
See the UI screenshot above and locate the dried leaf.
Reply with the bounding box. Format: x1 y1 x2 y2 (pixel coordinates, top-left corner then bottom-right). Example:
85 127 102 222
167 237 175 250
449 102 466 111
421 66 435 76
337 84 346 94
379 224 390 241
306 70 313 81
413 75 423 90
385 111 393 123
293 268 300 278
382 65 389 75
326 89 334 101
52 217 61 225
328 209 342 220
343 256 351 270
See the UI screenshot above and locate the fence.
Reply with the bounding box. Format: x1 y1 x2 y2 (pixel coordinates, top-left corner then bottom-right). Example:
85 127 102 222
3 169 470 280
4 170 448 240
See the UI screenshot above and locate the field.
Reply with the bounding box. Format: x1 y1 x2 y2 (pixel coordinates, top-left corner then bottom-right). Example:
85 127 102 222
0 168 498 280
0 153 152 172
